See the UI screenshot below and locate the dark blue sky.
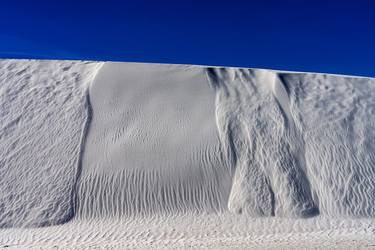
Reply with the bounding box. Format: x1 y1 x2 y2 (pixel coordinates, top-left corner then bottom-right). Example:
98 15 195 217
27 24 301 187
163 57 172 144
1 0 374 77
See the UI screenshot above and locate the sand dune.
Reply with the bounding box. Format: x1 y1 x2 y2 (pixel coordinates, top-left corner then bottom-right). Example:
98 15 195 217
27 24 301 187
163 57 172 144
0 60 101 228
0 59 374 248
77 63 229 218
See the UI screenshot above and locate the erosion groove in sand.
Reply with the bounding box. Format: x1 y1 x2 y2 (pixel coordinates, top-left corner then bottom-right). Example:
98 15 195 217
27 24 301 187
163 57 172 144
207 68 317 218
207 67 375 218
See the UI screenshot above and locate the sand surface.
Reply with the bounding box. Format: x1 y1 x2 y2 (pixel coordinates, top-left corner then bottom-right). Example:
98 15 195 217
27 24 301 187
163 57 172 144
0 59 375 249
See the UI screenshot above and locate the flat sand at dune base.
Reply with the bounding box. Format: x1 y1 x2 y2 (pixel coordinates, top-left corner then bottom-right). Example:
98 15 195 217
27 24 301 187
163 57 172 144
1 215 375 249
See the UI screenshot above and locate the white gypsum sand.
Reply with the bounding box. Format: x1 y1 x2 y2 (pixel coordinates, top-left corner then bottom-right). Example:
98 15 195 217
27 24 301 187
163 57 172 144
0 59 374 249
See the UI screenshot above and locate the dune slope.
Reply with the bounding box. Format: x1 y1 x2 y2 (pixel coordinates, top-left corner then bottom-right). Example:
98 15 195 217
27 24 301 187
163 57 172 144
0 60 101 227
76 63 375 219
0 60 375 248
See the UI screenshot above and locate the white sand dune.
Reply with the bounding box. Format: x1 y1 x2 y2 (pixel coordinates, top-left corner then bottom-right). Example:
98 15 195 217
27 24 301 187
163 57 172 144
0 59 375 249
0 60 101 228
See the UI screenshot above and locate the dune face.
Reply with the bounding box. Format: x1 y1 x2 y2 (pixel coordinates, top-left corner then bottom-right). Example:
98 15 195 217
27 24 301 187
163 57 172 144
207 68 317 218
209 68 375 218
0 60 375 248
77 63 230 217
0 60 101 228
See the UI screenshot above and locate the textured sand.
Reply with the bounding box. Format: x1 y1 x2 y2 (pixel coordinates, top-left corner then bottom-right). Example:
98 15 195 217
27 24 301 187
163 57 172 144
0 60 375 249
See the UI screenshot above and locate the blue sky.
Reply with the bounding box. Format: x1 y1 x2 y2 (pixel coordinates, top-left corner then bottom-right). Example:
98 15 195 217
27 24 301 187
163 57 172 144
1 0 374 77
